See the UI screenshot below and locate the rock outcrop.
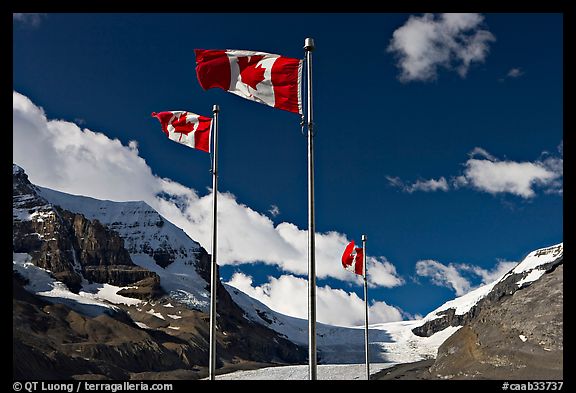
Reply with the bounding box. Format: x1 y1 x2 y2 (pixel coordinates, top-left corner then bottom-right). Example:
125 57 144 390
12 165 160 294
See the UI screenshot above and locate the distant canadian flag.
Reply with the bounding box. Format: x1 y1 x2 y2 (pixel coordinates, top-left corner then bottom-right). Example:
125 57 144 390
151 111 212 152
342 240 364 276
195 49 302 114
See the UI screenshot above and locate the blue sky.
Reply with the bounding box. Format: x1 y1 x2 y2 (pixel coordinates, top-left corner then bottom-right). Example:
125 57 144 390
13 13 563 324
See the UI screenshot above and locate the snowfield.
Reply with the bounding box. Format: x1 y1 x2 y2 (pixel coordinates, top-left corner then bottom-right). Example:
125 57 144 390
212 321 460 380
215 362 395 380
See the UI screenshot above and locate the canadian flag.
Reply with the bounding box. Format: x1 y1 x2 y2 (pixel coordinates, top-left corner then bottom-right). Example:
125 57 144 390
341 240 364 276
195 49 302 114
151 111 212 152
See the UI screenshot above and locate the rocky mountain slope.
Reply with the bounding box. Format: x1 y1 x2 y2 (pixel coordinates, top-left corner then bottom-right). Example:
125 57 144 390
375 243 563 380
12 164 305 379
430 261 563 379
412 243 563 339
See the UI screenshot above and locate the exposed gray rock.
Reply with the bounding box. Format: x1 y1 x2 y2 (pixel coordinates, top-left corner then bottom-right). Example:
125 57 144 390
430 263 563 379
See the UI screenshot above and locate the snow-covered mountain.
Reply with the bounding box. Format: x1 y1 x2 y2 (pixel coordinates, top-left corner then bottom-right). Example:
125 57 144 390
37 186 211 311
12 164 306 379
12 163 562 379
225 242 563 371
423 243 563 380
412 242 563 337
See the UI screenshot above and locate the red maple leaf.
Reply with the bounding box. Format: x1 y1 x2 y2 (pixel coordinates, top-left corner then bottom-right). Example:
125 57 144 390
238 55 266 90
171 112 195 141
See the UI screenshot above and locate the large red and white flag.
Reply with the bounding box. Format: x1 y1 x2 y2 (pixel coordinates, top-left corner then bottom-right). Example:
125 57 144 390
151 111 212 152
342 240 364 276
195 49 302 114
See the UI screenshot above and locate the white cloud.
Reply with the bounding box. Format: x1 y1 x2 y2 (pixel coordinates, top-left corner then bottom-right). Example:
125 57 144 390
12 91 404 289
227 273 403 327
409 177 449 193
507 68 524 78
463 158 559 198
415 260 471 296
388 13 495 82
468 146 496 161
387 147 563 198
386 176 449 193
367 256 404 288
13 13 45 26
460 260 518 284
416 258 519 296
268 204 280 217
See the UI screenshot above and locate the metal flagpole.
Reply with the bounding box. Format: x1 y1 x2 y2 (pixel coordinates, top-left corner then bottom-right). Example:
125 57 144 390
304 37 317 381
362 234 370 380
208 104 220 380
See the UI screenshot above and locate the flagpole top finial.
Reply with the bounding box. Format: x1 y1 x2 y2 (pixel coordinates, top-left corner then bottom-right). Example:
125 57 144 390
362 234 367 241
304 38 315 51
212 104 220 113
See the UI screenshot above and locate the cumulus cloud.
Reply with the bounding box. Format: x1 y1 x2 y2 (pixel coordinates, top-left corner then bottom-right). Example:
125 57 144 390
416 258 518 296
367 256 404 288
227 272 403 327
462 158 558 198
415 260 471 296
388 13 495 82
12 91 404 290
387 146 563 198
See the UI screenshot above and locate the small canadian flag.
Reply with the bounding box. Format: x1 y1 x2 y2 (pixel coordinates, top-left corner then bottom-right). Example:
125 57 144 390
195 49 302 114
342 240 364 276
151 111 212 152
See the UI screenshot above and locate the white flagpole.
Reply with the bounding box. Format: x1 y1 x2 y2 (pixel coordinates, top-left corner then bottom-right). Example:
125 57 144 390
304 37 317 381
208 104 220 380
362 234 370 380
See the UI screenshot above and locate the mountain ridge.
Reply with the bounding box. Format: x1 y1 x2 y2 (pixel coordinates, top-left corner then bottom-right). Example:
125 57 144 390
12 164 306 379
12 163 562 379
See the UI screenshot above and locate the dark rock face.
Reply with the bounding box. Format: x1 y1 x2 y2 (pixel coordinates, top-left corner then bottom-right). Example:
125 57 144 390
430 263 563 380
117 276 164 300
13 168 83 291
61 209 133 267
412 308 474 338
82 266 158 288
12 166 160 294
